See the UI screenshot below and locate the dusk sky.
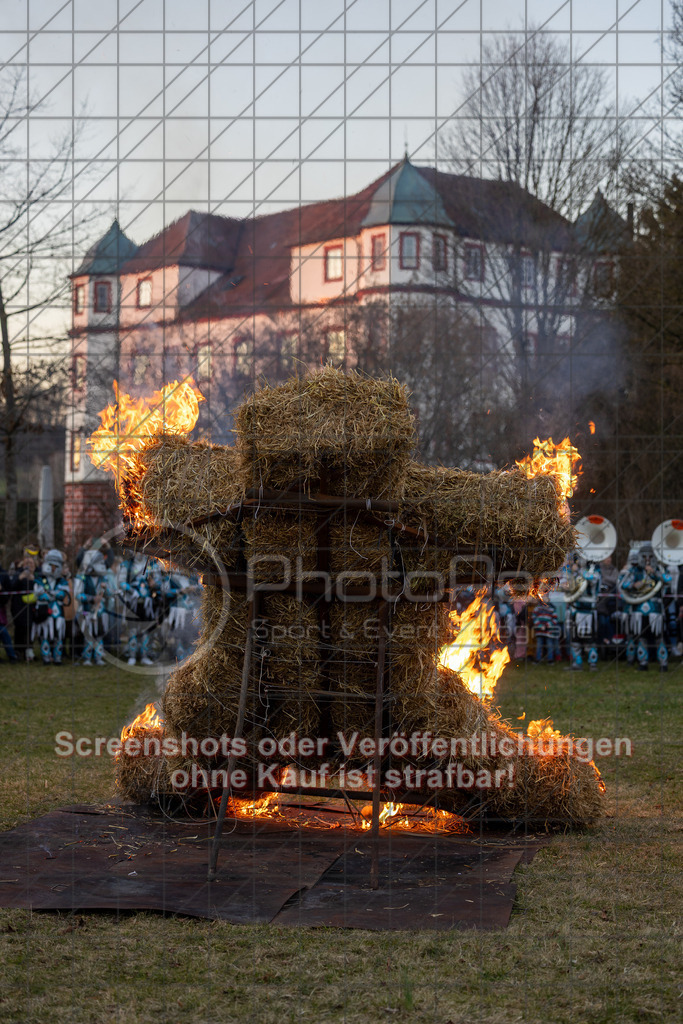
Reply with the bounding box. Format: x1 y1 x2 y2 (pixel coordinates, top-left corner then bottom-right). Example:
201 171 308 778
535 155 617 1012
0 0 676 345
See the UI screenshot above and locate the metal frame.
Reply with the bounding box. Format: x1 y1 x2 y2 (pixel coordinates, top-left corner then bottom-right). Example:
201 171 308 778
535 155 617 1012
130 487 492 887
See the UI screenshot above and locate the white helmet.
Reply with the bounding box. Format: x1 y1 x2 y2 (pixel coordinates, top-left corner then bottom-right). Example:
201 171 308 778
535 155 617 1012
42 549 64 576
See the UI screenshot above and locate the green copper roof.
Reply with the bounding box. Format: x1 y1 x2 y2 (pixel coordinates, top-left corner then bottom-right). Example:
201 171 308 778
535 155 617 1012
73 219 138 276
362 157 455 229
574 191 629 252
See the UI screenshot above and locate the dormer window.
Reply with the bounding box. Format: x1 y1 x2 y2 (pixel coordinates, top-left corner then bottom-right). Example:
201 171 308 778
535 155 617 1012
73 284 86 314
370 234 387 271
137 277 152 308
94 281 112 313
432 233 448 273
324 245 343 282
399 232 420 270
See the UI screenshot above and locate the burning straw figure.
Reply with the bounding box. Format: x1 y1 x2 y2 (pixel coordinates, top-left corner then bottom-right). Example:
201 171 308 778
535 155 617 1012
90 368 604 825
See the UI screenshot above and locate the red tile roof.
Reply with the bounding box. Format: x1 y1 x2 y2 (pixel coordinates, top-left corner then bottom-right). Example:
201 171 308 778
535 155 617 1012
110 161 574 320
119 210 243 274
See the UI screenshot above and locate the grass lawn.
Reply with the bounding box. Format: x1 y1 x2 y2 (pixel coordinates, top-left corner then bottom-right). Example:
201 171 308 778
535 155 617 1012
0 656 681 1024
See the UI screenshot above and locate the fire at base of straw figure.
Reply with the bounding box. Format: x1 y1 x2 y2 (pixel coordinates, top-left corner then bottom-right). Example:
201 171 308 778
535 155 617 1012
91 367 605 828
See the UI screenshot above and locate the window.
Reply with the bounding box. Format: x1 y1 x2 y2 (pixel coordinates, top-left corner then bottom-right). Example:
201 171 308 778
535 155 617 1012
197 343 211 380
521 333 537 361
94 281 112 313
163 350 184 380
74 284 86 314
556 257 577 297
370 234 387 271
132 353 151 386
324 245 343 282
325 329 346 365
137 277 152 308
70 431 82 473
233 336 253 376
593 260 614 298
72 353 87 391
463 244 484 281
399 232 420 270
432 233 448 273
521 253 535 289
279 334 298 373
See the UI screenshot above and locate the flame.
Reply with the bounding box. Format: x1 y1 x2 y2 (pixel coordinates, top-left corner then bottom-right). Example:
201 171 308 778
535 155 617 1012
87 379 203 521
359 802 466 833
525 717 606 793
221 791 465 833
516 436 581 502
229 792 280 818
118 703 164 758
526 717 562 744
588 420 596 435
437 592 510 700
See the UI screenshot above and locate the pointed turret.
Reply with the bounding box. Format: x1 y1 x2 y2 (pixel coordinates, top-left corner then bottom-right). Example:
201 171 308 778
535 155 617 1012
72 219 138 277
362 156 455 229
574 191 629 252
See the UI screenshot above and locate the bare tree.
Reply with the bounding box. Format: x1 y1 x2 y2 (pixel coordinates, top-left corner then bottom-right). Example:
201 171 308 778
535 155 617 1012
0 68 100 553
438 30 635 446
441 31 627 218
668 0 683 112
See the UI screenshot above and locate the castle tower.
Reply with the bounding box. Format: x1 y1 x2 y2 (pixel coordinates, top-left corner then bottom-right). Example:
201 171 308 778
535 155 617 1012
63 220 138 548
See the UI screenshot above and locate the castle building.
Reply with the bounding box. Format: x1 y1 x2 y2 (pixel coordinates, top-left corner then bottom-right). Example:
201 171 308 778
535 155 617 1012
64 157 619 546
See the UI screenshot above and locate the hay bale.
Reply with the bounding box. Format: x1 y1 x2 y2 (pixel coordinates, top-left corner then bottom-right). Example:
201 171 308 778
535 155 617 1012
133 436 246 570
395 668 604 825
329 516 393 583
162 589 324 751
236 366 416 496
399 462 576 581
162 656 246 741
327 602 452 752
243 511 317 583
115 725 167 803
328 600 451 670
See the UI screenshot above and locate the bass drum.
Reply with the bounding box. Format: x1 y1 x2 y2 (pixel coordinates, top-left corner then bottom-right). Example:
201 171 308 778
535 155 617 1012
574 514 617 563
652 519 683 566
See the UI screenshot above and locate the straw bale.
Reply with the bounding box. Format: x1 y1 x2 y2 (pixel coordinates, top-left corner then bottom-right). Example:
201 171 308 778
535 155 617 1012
395 668 604 825
114 370 589 823
267 684 322 742
162 656 246 742
134 436 246 570
243 511 317 583
329 516 392 583
260 593 321 671
198 587 251 672
327 600 451 668
115 726 167 804
236 366 416 496
400 462 576 580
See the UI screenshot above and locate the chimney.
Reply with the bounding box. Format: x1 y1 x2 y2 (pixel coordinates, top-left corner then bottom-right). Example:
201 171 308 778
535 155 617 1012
627 202 635 237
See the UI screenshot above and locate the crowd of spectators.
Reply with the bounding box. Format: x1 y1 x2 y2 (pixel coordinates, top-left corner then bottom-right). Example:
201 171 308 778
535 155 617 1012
0 541 199 667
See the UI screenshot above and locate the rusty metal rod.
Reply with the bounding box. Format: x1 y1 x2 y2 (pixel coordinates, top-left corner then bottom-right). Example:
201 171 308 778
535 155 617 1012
208 602 255 881
370 601 389 890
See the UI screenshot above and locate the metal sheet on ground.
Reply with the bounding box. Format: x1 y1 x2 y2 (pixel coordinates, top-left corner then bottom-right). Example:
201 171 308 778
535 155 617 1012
0 805 545 929
0 806 343 923
272 840 526 930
